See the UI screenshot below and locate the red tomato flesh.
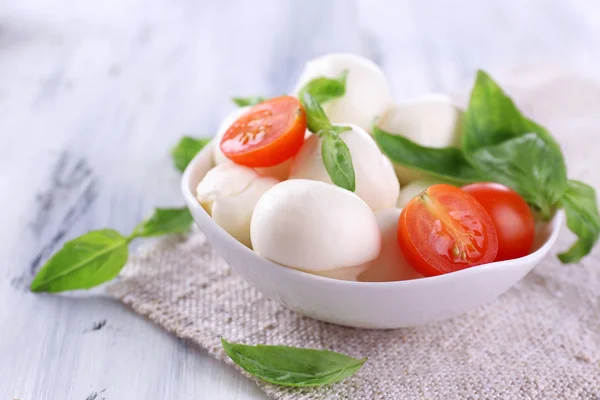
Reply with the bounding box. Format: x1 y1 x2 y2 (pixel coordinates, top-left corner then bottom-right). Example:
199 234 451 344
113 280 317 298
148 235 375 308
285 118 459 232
220 96 307 167
397 184 499 276
462 182 535 261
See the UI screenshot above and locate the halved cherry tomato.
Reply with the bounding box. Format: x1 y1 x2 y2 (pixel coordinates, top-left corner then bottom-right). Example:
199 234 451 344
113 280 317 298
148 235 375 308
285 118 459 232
220 96 307 167
462 182 535 261
397 184 498 276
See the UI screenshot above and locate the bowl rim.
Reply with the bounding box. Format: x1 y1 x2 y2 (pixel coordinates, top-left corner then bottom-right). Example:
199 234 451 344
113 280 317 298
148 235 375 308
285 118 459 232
181 139 563 288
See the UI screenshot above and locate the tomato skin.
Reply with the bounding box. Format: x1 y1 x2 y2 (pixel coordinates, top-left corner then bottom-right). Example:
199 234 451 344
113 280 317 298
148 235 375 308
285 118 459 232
397 184 498 277
220 96 307 167
462 182 535 261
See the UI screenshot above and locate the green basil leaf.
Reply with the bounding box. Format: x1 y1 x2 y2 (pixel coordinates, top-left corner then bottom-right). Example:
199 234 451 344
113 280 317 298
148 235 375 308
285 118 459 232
221 338 366 387
171 136 210 173
30 229 129 293
30 208 194 293
132 207 194 238
372 125 482 183
298 70 348 105
463 70 561 153
321 130 356 192
232 97 267 107
300 91 332 134
558 180 600 263
469 132 568 219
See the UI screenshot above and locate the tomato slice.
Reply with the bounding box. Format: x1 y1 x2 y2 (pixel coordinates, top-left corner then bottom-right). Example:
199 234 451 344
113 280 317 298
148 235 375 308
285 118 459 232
220 96 307 167
462 182 535 261
397 184 498 276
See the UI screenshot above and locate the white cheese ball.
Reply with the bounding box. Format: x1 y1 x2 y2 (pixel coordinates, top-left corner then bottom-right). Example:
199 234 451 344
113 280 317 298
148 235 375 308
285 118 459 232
289 124 399 211
213 106 292 180
396 179 440 208
196 162 278 248
358 208 423 282
293 53 393 132
376 94 463 184
251 179 381 276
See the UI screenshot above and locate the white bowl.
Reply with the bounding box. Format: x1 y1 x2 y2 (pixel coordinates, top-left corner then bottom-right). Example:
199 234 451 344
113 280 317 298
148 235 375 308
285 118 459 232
181 141 562 329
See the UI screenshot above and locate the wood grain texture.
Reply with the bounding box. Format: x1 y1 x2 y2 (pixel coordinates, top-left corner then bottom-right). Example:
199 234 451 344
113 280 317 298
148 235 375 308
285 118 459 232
0 0 599 398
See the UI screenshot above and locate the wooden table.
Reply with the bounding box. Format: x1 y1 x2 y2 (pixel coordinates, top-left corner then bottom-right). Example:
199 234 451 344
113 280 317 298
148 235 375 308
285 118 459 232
1 0 599 398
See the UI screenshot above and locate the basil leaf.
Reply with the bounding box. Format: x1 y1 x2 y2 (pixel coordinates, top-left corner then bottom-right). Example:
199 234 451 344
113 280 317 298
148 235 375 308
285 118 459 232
232 97 267 107
372 125 482 183
132 207 194 238
463 70 561 153
171 136 210 172
300 91 332 133
558 180 600 263
298 70 348 105
221 338 366 387
321 130 356 192
30 229 129 293
469 132 568 219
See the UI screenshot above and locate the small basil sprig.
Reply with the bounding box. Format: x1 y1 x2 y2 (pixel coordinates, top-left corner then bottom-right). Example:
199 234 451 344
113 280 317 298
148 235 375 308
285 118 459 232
221 338 366 387
373 70 599 263
298 70 348 104
171 136 210 172
300 91 355 192
232 97 267 107
30 208 193 293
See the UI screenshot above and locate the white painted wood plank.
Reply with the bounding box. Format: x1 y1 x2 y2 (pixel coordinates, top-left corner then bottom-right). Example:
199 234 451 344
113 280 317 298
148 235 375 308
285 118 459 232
1 0 599 399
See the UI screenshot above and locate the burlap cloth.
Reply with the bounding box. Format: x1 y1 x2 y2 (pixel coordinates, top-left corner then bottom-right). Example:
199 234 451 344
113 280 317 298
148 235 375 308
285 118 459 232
109 69 600 400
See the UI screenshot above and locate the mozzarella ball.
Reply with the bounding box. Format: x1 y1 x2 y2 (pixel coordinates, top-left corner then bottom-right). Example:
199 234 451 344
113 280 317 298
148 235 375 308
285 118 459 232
293 53 393 132
376 94 463 183
196 162 278 248
358 208 423 282
289 124 399 211
212 106 292 180
251 179 381 275
396 179 440 208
